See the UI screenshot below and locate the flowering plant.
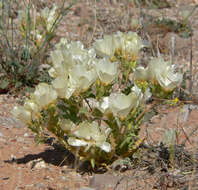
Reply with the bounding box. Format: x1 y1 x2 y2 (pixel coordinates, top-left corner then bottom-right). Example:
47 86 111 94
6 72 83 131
12 31 183 168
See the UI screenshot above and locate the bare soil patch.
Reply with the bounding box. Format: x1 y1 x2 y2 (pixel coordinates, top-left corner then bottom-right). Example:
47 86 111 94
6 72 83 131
1 0 198 190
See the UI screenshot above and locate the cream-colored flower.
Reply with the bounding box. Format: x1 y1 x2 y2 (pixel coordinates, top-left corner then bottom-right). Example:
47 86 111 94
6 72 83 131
95 58 118 85
121 32 143 59
55 38 68 49
148 57 183 91
49 50 67 77
112 31 124 50
70 65 97 91
41 4 57 31
134 66 150 81
97 97 111 114
67 121 111 153
98 85 143 118
59 119 75 133
109 91 140 118
23 99 40 120
12 106 31 124
52 76 69 98
32 83 57 107
93 34 115 58
63 41 89 67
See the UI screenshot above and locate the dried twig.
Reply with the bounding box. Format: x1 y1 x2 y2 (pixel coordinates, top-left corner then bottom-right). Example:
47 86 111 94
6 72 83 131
88 0 97 45
170 35 175 65
182 125 198 145
189 35 193 95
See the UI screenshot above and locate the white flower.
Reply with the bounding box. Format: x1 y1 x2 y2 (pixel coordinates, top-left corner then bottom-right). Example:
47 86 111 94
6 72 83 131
63 41 89 67
144 88 152 101
69 65 97 91
55 38 68 49
52 76 69 98
109 91 140 118
95 57 118 85
12 106 31 124
148 57 183 91
48 67 57 78
67 121 111 153
112 31 124 51
32 83 57 107
97 97 111 114
93 31 142 59
59 119 75 133
134 66 150 81
98 85 143 118
49 50 67 77
24 99 39 112
93 34 115 58
110 93 132 117
41 4 57 31
68 137 88 147
23 99 40 120
121 32 143 59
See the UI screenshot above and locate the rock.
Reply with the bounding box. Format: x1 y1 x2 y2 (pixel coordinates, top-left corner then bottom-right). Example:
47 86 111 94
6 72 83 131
77 187 96 190
0 138 5 142
0 116 25 128
34 183 46 189
10 154 16 161
60 176 68 181
17 137 24 142
28 159 47 169
24 133 29 137
89 174 121 190
89 174 131 190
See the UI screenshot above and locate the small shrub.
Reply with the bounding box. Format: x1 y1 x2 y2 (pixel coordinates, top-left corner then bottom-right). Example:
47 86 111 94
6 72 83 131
0 0 77 93
12 31 183 169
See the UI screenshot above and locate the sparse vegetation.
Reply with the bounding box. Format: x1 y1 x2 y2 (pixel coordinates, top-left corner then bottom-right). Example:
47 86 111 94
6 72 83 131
1 0 198 189
0 0 77 93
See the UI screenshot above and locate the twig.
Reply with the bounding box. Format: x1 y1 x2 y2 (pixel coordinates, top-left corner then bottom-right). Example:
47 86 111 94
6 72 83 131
189 35 193 95
182 125 198 145
113 176 125 190
180 124 193 146
170 34 175 65
88 0 97 45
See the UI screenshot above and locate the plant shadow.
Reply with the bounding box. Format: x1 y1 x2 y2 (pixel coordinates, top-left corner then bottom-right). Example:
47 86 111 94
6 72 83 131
4 138 75 168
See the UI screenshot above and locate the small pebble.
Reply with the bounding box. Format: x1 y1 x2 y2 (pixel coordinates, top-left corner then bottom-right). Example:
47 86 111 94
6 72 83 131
0 138 6 142
17 137 24 142
2 177 9 180
34 183 46 189
60 176 68 181
28 159 47 169
77 187 96 190
10 154 16 161
24 133 29 137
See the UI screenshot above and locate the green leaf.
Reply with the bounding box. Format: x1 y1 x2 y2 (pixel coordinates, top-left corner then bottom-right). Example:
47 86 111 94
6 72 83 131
143 109 157 122
15 81 23 88
90 158 95 169
79 107 90 115
0 79 9 89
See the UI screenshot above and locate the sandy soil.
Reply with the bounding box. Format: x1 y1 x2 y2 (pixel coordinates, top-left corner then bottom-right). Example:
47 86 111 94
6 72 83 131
0 0 198 190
